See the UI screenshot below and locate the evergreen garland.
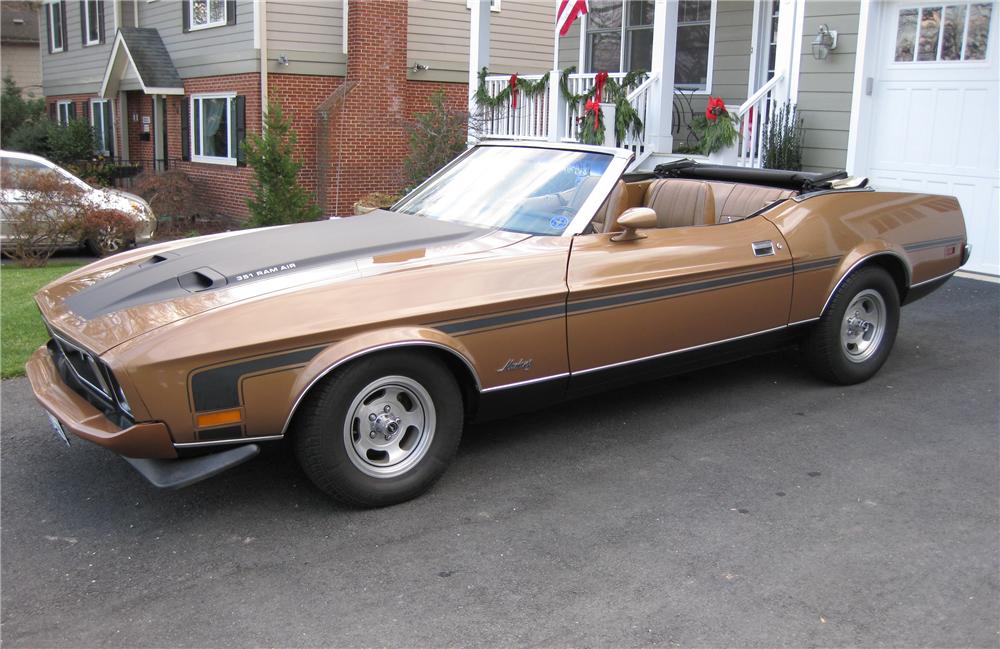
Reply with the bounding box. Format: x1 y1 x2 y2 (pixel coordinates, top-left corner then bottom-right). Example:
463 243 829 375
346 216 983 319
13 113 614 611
473 66 649 147
559 67 647 146
474 67 550 109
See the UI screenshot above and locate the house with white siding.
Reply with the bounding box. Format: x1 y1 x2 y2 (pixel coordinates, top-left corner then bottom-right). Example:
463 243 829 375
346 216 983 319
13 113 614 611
33 0 998 275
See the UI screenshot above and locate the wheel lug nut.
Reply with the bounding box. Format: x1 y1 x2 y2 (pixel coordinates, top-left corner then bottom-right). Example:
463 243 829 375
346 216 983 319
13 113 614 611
368 413 377 421
369 431 376 439
383 405 391 413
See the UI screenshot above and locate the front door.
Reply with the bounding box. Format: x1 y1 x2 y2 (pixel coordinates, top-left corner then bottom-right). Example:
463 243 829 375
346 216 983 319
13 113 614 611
566 217 793 386
863 1 998 275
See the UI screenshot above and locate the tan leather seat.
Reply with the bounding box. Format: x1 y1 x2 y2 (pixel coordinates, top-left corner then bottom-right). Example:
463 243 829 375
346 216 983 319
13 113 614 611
592 180 630 233
643 179 716 228
707 182 795 223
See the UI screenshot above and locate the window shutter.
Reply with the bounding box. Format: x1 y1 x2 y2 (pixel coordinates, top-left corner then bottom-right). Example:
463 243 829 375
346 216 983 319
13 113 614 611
98 0 105 43
79 1 86 44
68 102 77 120
49 102 57 121
104 102 115 157
181 99 191 161
60 0 68 49
83 101 90 122
226 0 236 25
234 95 246 165
182 0 190 33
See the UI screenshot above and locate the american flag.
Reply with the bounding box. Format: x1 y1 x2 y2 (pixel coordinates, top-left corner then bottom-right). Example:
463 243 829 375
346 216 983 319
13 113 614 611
556 0 589 36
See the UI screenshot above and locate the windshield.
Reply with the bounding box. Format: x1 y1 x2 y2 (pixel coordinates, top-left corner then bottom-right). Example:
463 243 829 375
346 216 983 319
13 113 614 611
394 146 614 236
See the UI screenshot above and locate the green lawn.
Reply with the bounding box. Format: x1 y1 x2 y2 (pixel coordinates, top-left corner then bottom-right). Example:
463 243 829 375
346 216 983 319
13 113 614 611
1 264 83 378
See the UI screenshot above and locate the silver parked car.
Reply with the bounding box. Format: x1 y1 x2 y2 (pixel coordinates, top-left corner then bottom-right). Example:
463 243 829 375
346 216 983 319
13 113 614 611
0 150 157 256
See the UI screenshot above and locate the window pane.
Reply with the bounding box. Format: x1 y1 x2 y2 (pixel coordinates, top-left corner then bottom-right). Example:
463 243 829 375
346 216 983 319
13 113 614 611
193 100 201 156
589 0 622 30
209 0 225 23
627 0 654 26
675 24 710 87
679 0 710 23
895 8 918 61
51 3 63 48
941 5 967 60
201 98 229 158
626 28 653 71
917 6 942 61
192 0 207 26
588 32 622 72
965 3 992 59
87 0 100 40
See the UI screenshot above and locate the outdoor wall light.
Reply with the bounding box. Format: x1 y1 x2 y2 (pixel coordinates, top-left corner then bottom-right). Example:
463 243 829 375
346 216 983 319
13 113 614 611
811 24 838 60
277 54 289 66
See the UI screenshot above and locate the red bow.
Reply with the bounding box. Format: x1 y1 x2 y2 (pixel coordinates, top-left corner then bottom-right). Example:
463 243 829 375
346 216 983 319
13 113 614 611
594 71 609 105
585 98 601 129
509 74 518 110
705 96 726 121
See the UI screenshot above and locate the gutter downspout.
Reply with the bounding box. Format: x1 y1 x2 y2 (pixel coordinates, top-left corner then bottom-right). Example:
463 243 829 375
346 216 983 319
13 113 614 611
259 0 268 127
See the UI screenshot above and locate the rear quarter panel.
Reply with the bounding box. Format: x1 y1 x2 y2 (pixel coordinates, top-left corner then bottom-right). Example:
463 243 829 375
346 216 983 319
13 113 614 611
765 191 967 323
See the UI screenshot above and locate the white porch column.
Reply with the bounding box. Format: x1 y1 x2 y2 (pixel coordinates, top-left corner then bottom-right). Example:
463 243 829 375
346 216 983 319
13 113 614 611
772 0 806 105
647 0 678 155
468 0 490 144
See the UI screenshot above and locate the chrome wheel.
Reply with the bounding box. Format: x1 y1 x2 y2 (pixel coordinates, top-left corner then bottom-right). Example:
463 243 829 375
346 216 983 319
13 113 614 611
840 289 886 363
343 375 436 478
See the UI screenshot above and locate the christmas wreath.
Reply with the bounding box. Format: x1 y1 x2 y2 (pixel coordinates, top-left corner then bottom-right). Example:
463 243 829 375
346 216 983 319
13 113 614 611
559 67 647 146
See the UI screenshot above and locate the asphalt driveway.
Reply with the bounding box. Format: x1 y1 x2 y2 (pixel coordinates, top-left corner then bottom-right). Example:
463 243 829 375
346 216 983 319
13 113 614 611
2 277 997 648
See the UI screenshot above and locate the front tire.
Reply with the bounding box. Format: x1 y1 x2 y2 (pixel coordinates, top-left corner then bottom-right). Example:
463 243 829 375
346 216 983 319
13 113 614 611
293 351 463 507
802 266 900 385
84 229 128 257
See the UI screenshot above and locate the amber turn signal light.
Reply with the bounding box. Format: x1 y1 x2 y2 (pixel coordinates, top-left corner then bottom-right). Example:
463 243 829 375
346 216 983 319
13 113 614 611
196 409 242 428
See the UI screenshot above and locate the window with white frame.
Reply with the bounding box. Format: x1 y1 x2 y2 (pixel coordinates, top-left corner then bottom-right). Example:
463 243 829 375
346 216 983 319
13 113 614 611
584 0 716 91
188 0 227 30
83 0 101 45
46 0 64 53
191 94 236 164
894 2 993 62
90 99 114 155
56 100 73 125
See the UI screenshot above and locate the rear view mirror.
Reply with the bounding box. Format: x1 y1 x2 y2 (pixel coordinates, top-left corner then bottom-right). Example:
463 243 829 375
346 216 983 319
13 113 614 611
611 207 657 242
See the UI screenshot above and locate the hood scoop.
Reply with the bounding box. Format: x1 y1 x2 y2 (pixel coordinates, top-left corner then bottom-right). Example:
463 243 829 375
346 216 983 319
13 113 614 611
63 211 484 320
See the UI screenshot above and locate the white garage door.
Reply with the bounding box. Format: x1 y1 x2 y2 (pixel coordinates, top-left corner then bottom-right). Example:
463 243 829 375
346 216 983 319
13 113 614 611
865 1 999 275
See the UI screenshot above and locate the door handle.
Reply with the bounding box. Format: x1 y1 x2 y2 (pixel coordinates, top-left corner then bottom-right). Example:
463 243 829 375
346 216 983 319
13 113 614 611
752 240 775 257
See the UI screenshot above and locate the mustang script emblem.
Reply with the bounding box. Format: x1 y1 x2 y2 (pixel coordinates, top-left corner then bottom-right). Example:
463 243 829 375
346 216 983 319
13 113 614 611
497 358 533 373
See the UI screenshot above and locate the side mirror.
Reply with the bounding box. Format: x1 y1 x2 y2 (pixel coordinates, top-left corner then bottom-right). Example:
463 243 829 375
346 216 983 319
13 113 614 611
611 207 658 242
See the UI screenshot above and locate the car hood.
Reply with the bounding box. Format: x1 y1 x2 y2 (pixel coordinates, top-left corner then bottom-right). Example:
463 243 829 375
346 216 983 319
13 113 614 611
36 210 523 354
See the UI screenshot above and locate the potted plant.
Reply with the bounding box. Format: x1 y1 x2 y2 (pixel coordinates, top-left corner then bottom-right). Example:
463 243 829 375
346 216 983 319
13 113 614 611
690 96 739 163
353 191 402 215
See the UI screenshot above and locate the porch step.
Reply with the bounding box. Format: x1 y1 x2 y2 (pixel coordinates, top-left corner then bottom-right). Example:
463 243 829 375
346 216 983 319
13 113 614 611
632 152 709 172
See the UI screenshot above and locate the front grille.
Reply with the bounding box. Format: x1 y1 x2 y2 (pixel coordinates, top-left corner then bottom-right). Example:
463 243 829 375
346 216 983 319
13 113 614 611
45 328 134 428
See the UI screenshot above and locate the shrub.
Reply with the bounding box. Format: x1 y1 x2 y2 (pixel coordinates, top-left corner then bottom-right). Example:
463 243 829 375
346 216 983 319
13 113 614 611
47 119 98 166
79 208 137 256
132 169 203 222
5 119 55 158
404 91 468 189
0 170 94 267
761 101 805 171
353 191 402 215
1 74 46 143
245 102 321 227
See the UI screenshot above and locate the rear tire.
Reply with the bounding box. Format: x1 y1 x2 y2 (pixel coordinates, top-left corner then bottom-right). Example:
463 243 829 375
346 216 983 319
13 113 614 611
802 266 900 385
293 351 463 507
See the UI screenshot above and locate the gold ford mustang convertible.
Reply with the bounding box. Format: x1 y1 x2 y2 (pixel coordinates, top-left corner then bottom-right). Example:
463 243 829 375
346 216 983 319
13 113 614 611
27 142 970 506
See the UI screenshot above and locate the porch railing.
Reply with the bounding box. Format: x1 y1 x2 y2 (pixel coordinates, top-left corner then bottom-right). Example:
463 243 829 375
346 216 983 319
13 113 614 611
476 71 655 168
478 73 551 141
735 71 785 168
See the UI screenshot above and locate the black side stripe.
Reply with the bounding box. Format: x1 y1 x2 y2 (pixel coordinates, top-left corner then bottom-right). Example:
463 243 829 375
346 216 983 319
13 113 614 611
904 236 964 252
191 346 324 412
437 304 565 335
794 255 841 272
567 264 793 315
198 425 244 442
